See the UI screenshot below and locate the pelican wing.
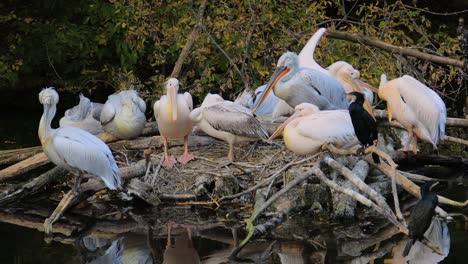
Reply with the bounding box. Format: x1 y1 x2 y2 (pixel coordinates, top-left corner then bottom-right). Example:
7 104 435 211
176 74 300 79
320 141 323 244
203 101 269 139
399 76 446 143
100 94 120 125
183 92 193 110
52 127 121 189
296 111 356 143
298 28 328 74
299 69 348 109
90 103 104 121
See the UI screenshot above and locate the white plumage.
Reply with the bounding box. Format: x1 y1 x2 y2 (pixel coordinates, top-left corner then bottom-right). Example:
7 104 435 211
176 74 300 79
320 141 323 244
100 89 147 139
378 74 446 152
154 78 194 168
269 103 358 155
39 88 121 191
190 93 269 161
59 93 104 135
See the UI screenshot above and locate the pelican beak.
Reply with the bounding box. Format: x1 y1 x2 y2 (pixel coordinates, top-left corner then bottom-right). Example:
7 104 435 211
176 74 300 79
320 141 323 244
356 80 379 93
346 78 377 121
169 86 177 124
267 111 301 142
252 65 290 114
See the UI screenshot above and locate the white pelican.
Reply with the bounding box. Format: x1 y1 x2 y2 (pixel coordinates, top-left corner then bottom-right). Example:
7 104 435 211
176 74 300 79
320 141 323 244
100 89 147 139
190 93 269 161
378 74 446 153
269 103 357 155
154 78 194 169
248 85 294 118
38 88 121 192
298 27 377 116
59 93 104 135
252 51 348 113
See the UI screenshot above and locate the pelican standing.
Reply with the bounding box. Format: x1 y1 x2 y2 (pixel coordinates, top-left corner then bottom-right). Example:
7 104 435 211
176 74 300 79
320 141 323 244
268 103 357 155
378 74 446 153
252 51 348 113
190 94 269 161
59 93 104 135
100 89 147 139
38 88 121 192
154 78 194 169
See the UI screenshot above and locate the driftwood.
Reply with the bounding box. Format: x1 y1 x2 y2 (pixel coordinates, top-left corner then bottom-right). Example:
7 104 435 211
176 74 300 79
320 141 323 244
331 159 370 219
0 122 159 182
127 178 161 206
0 146 42 166
326 30 468 69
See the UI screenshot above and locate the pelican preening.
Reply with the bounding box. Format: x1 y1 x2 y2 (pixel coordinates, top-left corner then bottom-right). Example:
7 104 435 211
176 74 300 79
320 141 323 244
347 92 379 163
154 78 194 169
252 51 348 113
403 182 439 257
378 74 446 153
268 103 357 155
190 93 269 161
100 89 147 139
38 88 122 192
59 93 104 135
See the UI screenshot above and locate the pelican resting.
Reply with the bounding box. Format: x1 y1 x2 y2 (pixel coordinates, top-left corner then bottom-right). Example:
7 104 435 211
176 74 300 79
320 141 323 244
190 94 269 161
154 78 194 169
38 88 121 192
253 51 347 113
59 93 104 135
268 103 357 155
100 89 147 139
347 92 379 163
403 182 439 257
378 74 446 153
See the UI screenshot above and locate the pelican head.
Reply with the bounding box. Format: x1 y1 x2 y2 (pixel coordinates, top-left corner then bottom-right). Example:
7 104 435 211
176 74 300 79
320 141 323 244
268 103 319 141
201 93 224 108
165 78 180 124
39 87 59 106
347 91 365 105
328 61 360 80
252 51 299 113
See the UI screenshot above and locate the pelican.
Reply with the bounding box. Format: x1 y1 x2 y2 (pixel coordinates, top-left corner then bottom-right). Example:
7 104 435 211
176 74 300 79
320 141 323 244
252 51 348 113
347 91 379 163
59 93 104 135
154 78 194 169
248 85 294 118
100 89 147 139
38 88 121 192
298 27 377 117
190 93 269 161
378 74 446 153
268 103 357 155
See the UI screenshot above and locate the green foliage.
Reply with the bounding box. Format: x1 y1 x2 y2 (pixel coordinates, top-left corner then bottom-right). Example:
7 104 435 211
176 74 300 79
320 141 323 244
0 0 464 111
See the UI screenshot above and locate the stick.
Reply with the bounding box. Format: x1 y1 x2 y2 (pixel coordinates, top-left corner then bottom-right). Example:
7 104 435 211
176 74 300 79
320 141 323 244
326 30 468 69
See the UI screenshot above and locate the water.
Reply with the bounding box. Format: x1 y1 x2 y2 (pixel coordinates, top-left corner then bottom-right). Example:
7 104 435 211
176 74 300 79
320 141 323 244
0 111 466 263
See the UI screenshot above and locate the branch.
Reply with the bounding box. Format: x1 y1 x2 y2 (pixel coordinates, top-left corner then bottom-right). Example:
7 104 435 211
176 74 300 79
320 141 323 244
170 0 208 78
326 30 468 69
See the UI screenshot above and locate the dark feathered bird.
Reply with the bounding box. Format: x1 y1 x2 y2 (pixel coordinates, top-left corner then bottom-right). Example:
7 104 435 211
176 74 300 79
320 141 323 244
347 91 379 163
403 181 439 257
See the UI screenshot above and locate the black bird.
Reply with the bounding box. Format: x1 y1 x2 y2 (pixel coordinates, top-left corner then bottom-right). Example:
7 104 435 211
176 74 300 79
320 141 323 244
347 91 379 163
403 181 439 257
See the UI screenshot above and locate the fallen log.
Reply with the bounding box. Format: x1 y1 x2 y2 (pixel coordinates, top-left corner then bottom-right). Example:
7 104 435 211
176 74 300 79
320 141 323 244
43 157 156 234
326 30 468 70
0 146 42 166
374 109 468 128
0 122 159 183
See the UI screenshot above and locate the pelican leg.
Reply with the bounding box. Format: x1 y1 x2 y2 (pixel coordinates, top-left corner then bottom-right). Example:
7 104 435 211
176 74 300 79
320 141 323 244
412 134 418 154
162 136 176 169
167 222 174 248
177 135 194 164
227 143 234 162
73 173 82 193
399 130 413 152
186 226 193 248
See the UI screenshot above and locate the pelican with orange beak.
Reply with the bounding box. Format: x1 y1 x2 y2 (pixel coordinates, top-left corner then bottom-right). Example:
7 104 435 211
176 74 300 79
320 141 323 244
252 52 348 114
268 103 357 155
154 78 194 169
